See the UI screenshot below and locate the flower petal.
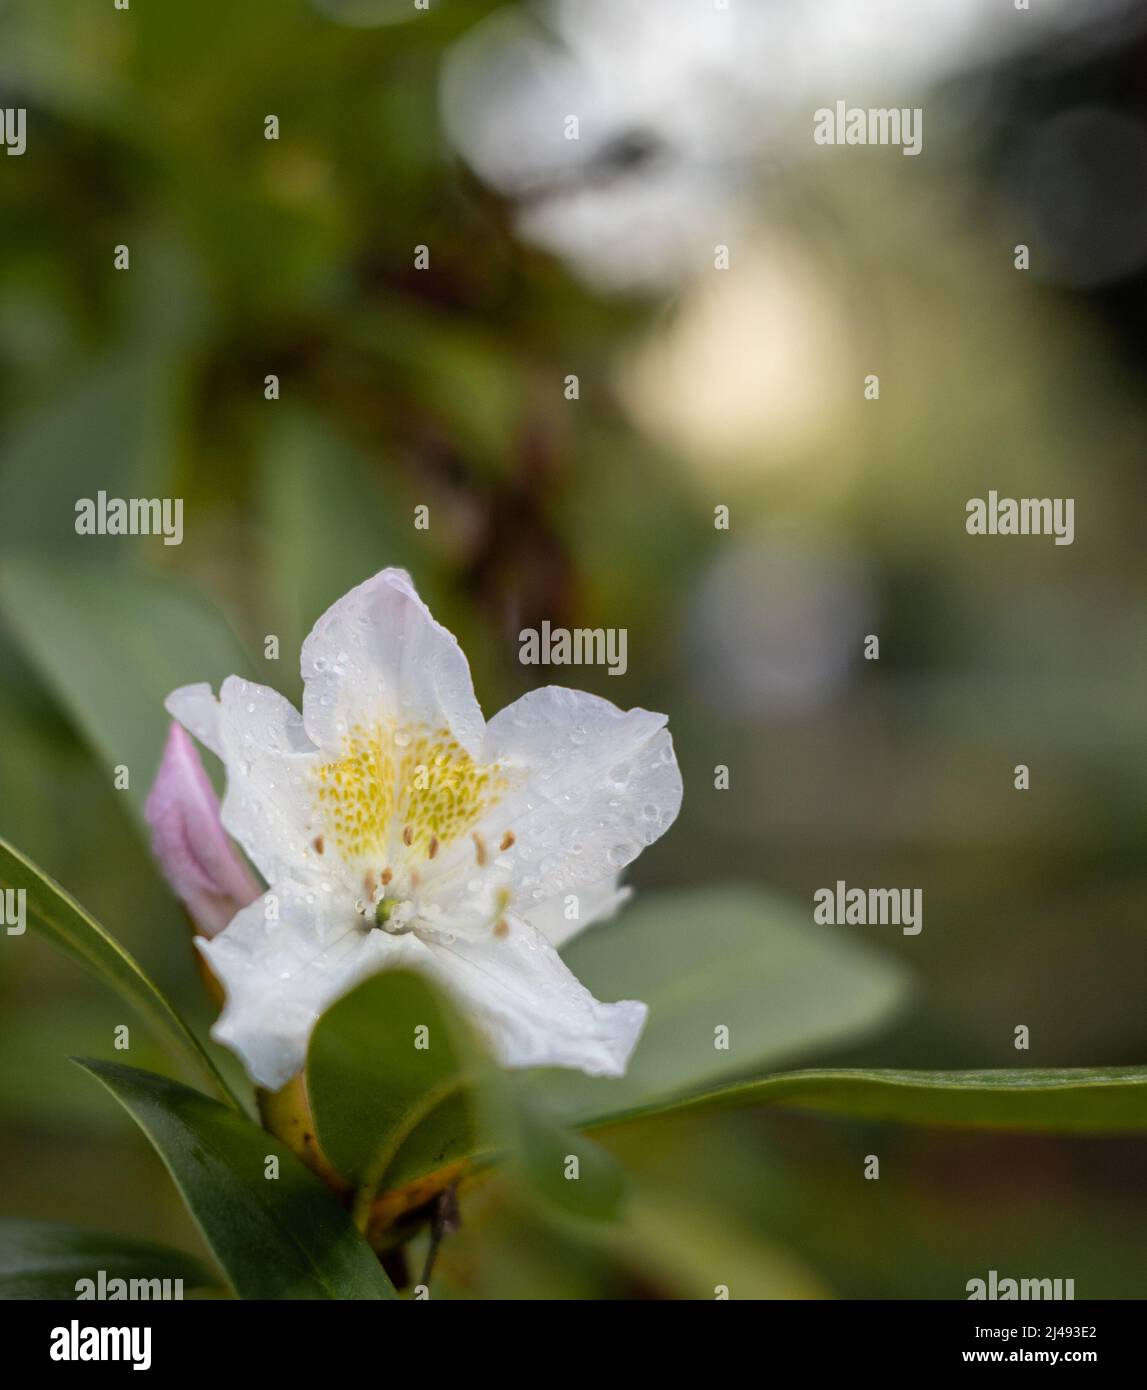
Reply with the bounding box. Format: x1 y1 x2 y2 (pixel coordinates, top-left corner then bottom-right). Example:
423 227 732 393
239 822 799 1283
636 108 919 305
522 874 632 949
166 682 224 759
423 913 647 1077
144 722 261 938
199 882 431 1090
299 568 485 758
473 686 682 907
167 678 329 892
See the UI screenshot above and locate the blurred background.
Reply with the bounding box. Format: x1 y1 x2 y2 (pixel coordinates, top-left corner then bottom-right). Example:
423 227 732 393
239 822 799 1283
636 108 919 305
2 0 1147 1297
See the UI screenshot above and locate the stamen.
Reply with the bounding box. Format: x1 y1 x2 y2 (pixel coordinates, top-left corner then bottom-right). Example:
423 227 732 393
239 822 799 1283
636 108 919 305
402 825 413 848
472 832 487 866
428 835 439 860
381 867 393 887
494 919 509 938
500 831 515 851
363 871 377 899
313 835 325 855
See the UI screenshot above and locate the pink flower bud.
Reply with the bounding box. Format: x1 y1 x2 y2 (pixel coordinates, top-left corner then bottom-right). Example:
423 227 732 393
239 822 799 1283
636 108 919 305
145 722 260 938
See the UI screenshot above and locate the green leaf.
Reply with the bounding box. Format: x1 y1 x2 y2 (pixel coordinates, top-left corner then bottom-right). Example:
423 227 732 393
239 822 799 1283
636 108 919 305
512 1096 626 1223
307 969 493 1202
0 837 238 1108
309 971 627 1225
0 353 177 557
0 558 253 820
610 1192 828 1299
77 1059 397 1300
590 1066 1147 1134
535 887 911 1125
0 1220 218 1301
258 412 423 686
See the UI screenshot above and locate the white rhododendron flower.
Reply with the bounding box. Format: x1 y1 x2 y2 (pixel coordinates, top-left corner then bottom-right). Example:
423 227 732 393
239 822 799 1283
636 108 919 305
441 0 1136 291
162 569 682 1090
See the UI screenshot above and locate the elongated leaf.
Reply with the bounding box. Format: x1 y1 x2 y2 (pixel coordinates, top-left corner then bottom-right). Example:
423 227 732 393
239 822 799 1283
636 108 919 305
587 1066 1147 1134
0 1221 217 1301
0 837 237 1107
0 558 253 820
533 888 911 1124
308 970 493 1198
78 1060 396 1301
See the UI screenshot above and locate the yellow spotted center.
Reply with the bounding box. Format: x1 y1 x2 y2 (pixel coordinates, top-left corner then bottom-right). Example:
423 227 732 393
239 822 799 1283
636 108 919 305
314 723 507 867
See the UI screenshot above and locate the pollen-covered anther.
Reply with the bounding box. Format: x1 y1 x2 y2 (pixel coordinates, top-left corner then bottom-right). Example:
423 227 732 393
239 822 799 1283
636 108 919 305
402 825 413 848
494 918 510 938
380 867 393 887
472 832 488 866
313 835 324 855
428 835 439 860
500 831 515 851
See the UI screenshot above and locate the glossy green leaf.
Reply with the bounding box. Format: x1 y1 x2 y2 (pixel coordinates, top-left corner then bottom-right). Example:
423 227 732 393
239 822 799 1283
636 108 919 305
77 1060 396 1301
588 1066 1147 1134
307 969 493 1200
0 558 253 819
533 887 911 1125
0 1220 218 1301
0 837 238 1107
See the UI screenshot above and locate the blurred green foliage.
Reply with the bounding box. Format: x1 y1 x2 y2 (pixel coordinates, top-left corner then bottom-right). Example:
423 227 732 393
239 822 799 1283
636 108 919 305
1 0 1146 1297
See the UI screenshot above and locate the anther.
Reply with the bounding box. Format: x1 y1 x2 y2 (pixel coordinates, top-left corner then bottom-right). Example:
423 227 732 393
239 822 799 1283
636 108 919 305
402 825 413 847
472 832 487 866
500 831 515 852
428 835 439 860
